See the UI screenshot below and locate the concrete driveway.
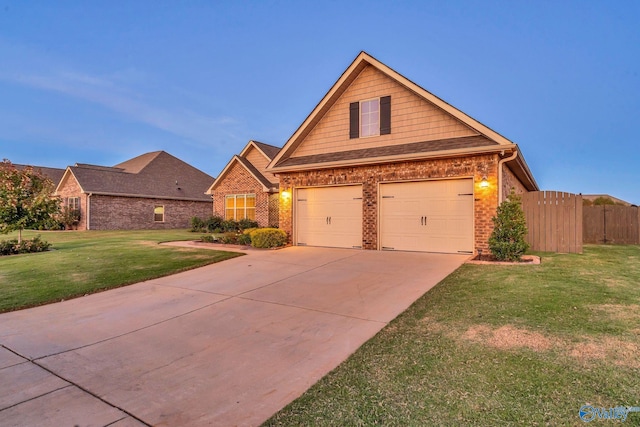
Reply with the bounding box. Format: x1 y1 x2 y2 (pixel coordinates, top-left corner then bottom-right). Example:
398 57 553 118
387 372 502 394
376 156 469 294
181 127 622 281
0 246 467 426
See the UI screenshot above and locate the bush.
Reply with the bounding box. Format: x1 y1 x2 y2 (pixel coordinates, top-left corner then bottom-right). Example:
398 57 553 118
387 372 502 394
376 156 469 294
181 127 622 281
250 228 287 248
200 234 218 243
219 232 238 244
237 218 259 231
236 233 252 245
206 215 224 233
488 191 529 261
0 235 51 256
220 220 238 233
191 216 205 232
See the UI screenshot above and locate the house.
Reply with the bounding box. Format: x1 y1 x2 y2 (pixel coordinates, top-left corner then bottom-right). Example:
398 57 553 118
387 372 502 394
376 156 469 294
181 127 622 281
55 151 214 230
206 140 280 227
266 52 538 254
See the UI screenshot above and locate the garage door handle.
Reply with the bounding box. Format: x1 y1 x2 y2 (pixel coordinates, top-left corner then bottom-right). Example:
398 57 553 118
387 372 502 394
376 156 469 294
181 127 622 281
421 216 424 226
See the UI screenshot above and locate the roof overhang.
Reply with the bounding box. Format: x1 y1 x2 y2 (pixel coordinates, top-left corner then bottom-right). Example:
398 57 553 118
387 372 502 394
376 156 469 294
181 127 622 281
206 155 274 194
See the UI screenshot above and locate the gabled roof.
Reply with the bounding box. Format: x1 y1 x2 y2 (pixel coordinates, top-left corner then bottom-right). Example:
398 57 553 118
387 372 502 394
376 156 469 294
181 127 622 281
241 140 280 160
267 51 537 190
206 140 280 194
55 151 214 202
14 164 66 186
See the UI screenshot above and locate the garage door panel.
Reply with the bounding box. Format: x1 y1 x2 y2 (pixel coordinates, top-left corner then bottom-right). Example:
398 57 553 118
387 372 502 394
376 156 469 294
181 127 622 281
295 186 362 249
380 179 473 254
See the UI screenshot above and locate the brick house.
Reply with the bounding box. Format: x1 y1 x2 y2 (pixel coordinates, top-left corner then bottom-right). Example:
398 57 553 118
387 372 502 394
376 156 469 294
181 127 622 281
267 52 538 254
206 140 280 227
55 151 214 230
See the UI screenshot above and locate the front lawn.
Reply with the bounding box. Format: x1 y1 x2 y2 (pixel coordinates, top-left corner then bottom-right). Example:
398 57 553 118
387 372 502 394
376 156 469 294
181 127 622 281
0 229 242 313
264 245 640 426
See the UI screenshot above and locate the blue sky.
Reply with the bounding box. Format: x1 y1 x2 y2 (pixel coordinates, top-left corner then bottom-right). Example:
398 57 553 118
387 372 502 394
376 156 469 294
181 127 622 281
1 1 639 203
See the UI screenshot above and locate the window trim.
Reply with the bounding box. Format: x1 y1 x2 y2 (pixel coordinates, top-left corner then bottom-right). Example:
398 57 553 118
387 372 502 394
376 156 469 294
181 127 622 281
349 96 391 139
225 194 256 221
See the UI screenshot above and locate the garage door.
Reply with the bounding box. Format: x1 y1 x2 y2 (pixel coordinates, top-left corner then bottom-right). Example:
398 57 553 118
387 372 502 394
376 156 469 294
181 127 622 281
379 179 474 254
295 186 363 249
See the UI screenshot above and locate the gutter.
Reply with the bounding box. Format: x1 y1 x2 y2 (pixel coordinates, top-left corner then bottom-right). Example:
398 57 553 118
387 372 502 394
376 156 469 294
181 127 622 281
498 151 518 203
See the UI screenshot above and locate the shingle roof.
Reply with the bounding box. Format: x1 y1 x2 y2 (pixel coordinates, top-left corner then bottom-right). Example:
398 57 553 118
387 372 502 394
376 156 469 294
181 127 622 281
236 156 278 190
14 164 66 186
62 151 214 201
275 135 498 168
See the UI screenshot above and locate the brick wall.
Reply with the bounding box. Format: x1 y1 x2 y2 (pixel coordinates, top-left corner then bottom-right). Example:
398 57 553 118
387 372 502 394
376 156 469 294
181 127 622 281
55 173 88 230
212 161 275 227
278 154 502 253
502 164 528 199
89 196 211 230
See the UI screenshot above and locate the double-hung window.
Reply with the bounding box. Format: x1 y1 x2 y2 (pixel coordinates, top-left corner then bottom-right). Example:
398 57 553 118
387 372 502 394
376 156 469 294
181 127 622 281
154 205 165 222
225 194 256 220
350 95 391 139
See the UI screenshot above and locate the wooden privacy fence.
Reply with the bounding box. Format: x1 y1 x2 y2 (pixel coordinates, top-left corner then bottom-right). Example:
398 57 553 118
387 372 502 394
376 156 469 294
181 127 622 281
583 205 640 244
521 191 583 253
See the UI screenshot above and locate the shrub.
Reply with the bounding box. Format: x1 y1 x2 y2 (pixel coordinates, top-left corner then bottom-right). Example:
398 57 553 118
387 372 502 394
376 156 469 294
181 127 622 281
206 215 224 233
220 220 238 233
250 228 287 249
219 232 238 244
488 191 529 261
236 233 252 245
200 234 218 243
191 216 205 232
242 227 258 236
237 218 259 231
0 235 51 256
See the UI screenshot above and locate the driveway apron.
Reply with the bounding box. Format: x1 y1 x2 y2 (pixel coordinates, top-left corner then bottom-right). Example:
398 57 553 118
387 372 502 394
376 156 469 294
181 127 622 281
0 246 467 426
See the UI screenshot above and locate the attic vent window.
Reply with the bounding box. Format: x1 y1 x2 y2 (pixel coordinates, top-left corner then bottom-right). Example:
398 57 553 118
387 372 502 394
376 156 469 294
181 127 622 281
350 96 391 139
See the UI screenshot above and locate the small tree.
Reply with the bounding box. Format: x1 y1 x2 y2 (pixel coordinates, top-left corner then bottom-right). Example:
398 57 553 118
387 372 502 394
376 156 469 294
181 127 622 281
0 160 60 243
488 190 529 261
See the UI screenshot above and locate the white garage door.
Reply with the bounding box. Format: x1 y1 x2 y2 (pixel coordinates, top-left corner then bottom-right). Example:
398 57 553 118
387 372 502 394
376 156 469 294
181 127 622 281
295 186 363 249
379 179 474 254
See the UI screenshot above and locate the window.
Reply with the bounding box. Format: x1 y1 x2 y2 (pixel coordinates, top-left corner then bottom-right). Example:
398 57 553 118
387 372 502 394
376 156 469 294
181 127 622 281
350 96 391 139
154 205 164 222
67 197 80 213
225 194 256 220
360 98 380 137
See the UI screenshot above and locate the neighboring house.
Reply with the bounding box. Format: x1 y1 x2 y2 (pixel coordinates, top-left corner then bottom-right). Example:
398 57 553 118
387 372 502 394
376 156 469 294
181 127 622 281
55 151 214 230
267 51 538 254
14 164 65 188
206 140 280 227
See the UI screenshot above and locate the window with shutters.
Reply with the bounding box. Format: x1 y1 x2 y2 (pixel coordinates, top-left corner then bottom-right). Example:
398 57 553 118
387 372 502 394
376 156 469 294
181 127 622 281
350 96 391 139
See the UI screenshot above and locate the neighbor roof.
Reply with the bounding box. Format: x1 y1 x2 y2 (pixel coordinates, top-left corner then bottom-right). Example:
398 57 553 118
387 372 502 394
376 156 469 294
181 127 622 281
267 51 538 191
14 164 66 186
55 151 214 201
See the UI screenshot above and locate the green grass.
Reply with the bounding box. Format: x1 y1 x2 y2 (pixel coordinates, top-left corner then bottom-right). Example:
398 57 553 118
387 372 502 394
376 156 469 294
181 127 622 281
264 245 640 427
0 229 242 313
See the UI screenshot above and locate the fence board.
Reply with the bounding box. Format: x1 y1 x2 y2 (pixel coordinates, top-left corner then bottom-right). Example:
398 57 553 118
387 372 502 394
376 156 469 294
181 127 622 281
583 205 639 244
521 191 583 253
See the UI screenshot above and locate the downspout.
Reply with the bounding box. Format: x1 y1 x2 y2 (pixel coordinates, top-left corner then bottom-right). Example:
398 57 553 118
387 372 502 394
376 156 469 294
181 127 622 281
87 193 92 230
498 151 518 203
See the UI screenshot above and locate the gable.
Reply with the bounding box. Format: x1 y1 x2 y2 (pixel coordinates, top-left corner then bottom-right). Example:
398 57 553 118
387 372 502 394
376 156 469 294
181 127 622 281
292 65 478 159
244 145 278 184
212 159 272 193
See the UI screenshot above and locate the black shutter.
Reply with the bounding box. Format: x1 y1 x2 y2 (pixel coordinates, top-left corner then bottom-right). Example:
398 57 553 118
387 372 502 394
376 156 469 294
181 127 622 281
380 96 391 135
349 102 359 139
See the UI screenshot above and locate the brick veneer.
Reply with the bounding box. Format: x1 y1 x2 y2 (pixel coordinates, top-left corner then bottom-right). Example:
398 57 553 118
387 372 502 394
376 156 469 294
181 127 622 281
278 154 508 253
212 161 276 227
88 196 211 230
55 174 88 230
502 165 527 198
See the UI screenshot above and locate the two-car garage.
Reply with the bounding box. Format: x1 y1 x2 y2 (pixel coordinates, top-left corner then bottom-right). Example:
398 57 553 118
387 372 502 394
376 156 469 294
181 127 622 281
294 178 474 254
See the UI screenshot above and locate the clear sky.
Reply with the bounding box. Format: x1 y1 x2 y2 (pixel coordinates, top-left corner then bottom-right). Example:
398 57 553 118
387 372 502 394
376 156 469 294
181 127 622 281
1 1 639 203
